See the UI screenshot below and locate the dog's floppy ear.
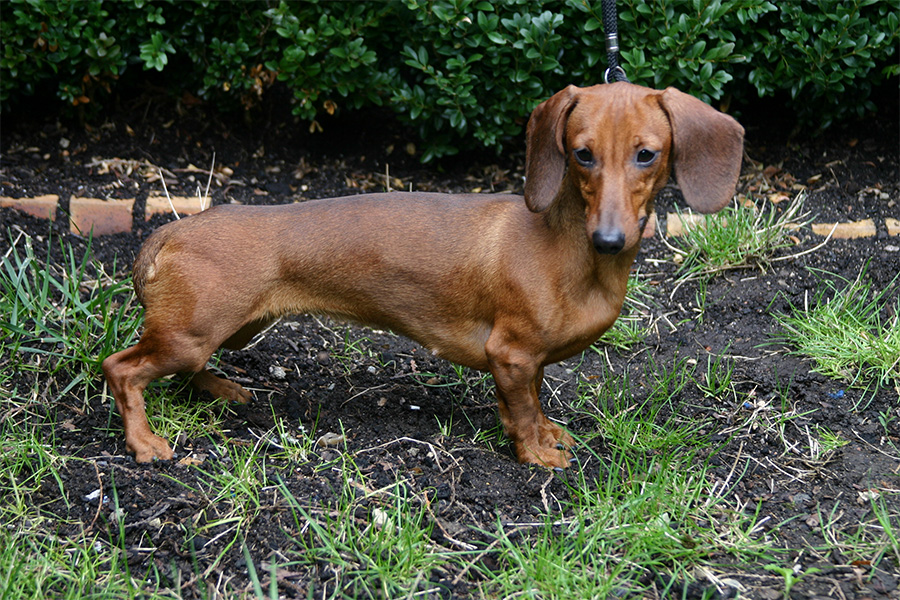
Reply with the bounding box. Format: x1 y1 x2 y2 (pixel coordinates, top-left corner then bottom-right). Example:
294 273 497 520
524 85 579 212
659 87 744 213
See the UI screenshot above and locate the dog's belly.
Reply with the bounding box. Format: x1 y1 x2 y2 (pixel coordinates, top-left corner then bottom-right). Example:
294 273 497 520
282 298 495 372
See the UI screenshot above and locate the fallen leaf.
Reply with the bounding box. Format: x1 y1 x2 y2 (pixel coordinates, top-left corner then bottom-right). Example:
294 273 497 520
768 191 791 204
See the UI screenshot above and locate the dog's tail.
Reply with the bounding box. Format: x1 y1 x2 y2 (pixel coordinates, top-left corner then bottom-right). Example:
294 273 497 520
131 227 172 305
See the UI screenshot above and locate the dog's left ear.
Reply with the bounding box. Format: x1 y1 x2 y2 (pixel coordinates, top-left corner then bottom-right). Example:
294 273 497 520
659 87 745 213
524 85 579 212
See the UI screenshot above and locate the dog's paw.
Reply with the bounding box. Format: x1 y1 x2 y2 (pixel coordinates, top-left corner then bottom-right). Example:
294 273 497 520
518 437 575 469
522 444 574 469
191 370 253 404
128 434 174 463
513 419 577 468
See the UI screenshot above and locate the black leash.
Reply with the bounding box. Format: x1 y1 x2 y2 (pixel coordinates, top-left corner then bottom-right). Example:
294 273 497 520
601 0 629 83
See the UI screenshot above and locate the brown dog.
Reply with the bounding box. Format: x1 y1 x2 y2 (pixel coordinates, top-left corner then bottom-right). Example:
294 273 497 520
102 82 743 468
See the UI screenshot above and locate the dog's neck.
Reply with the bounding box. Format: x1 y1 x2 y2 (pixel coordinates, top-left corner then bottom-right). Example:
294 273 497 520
540 178 639 299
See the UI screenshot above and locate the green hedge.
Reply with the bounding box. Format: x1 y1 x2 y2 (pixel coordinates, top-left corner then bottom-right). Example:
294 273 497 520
2 0 898 160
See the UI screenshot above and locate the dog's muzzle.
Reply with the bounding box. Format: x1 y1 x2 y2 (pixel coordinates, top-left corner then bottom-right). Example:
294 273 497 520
592 228 625 254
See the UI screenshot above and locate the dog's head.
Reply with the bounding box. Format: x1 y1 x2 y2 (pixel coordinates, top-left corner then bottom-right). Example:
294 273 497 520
524 82 744 255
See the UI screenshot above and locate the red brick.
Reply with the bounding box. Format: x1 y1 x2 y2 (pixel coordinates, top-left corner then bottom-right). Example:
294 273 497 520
144 192 208 220
886 218 900 236
665 212 708 237
0 195 58 221
69 197 135 236
811 220 875 239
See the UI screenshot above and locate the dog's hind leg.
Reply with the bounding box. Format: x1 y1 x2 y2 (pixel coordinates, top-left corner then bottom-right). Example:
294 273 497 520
188 318 272 404
189 369 253 404
102 328 221 462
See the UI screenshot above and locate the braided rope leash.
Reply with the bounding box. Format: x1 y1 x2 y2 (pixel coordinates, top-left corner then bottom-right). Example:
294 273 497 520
601 0 629 83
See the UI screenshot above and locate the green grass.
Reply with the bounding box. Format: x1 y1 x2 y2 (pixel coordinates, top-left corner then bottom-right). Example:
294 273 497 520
666 192 811 281
772 265 900 405
475 407 771 599
812 495 899 568
0 521 147 600
595 270 655 352
1 228 142 379
277 461 452 599
270 418 772 600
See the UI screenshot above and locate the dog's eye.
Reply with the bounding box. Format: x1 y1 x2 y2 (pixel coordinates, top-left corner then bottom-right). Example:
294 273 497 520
636 149 657 166
574 148 594 166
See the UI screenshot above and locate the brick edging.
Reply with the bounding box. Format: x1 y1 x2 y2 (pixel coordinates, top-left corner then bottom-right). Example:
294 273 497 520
664 212 897 240
1 195 898 240
1 194 207 236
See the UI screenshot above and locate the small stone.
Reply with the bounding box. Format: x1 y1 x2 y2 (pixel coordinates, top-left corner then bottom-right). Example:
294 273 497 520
316 432 345 447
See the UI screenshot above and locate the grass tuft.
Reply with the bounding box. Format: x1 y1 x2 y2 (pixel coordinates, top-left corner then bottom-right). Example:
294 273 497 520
666 193 811 282
772 265 900 404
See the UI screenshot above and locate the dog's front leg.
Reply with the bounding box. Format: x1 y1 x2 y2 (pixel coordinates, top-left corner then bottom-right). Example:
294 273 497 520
486 341 575 468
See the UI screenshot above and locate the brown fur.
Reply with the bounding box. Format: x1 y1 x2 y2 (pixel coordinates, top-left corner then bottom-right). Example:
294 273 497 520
103 82 744 468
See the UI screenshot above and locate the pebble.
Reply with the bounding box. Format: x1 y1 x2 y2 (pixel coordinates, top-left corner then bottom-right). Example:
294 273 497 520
371 507 390 529
268 365 286 379
316 432 345 447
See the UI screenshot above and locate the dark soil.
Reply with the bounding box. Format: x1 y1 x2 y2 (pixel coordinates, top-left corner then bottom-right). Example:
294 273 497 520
1 87 898 600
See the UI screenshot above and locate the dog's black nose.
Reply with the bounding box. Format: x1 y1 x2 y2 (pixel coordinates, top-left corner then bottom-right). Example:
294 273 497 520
592 229 625 254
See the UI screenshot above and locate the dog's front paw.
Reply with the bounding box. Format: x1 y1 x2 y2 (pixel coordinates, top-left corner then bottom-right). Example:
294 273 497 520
128 433 174 463
515 422 576 469
519 444 574 469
